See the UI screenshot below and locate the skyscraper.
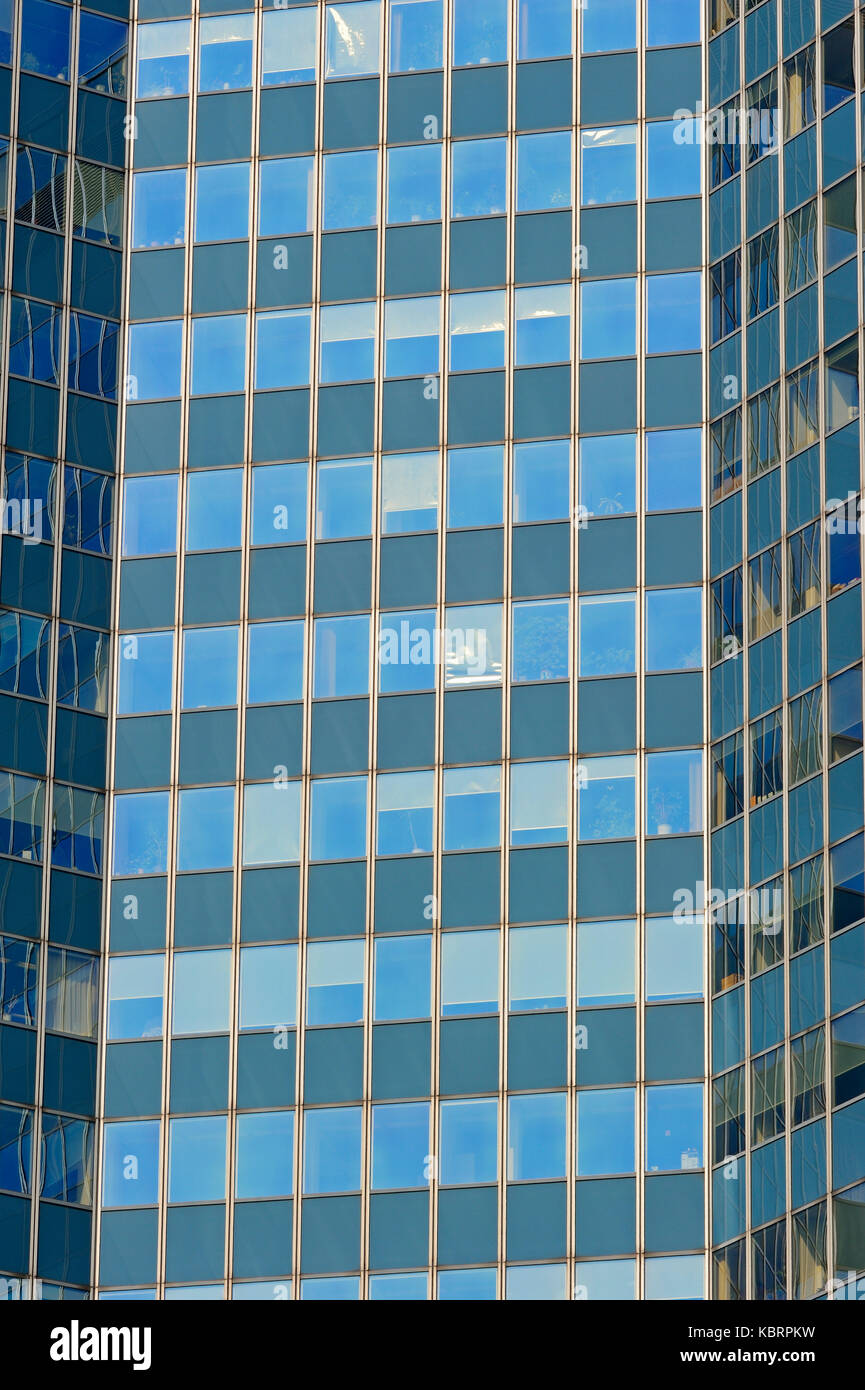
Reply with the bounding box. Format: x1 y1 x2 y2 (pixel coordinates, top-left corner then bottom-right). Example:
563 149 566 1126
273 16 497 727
0 0 862 1303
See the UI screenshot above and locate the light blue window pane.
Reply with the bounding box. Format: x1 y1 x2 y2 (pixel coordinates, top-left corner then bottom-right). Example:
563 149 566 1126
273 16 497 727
441 929 500 1014
121 475 178 556
449 291 506 371
378 609 437 693
262 8 317 85
325 1 380 77
438 1267 497 1299
390 0 442 72
453 0 507 65
198 14 253 93
371 1101 430 1189
508 1092 567 1179
646 272 701 353
242 781 302 866
581 126 637 205
236 1111 294 1198
307 939 365 1025
132 170 186 249
440 1098 498 1183
195 163 250 242
582 0 636 53
254 308 311 389
385 296 440 376
516 131 572 212
247 621 304 704
102 1120 160 1206
192 315 247 395
369 1273 428 1299
168 1115 226 1202
509 924 568 1010
579 756 637 840
387 143 442 224
451 138 507 218
513 439 570 522
373 934 432 1020
381 452 439 532
579 434 637 516
581 277 636 359
118 631 174 714
647 119 701 198
517 0 571 59
252 464 308 546
512 599 569 681
309 777 368 860
232 1280 293 1300
320 302 376 382
443 766 501 850
443 603 503 685
576 1088 635 1175
323 149 379 229
177 787 235 871
510 760 569 845
647 0 701 45
100 1290 158 1301
182 626 239 709
645 588 702 671
515 284 571 365
240 944 298 1028
172 949 231 1034
574 1259 637 1299
107 954 164 1039
447 444 504 526
303 1106 362 1193
164 1285 224 1300
646 1084 703 1171
507 1264 568 1299
646 916 703 1001
313 615 370 698
259 157 315 236
577 919 636 1005
301 1277 359 1299
112 793 169 876
376 770 434 855
646 429 702 511
645 1254 704 1300
317 458 373 538
136 19 190 98
186 470 243 551
646 750 703 835
578 594 637 675
127 321 183 400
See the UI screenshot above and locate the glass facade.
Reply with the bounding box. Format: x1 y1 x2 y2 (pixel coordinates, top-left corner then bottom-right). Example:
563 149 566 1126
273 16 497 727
0 0 861 1304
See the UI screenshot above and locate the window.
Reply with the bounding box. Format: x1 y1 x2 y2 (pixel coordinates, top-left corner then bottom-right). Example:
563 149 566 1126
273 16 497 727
186 470 243 551
647 0 700 45
517 0 571 60
749 545 782 640
580 278 636 359
320 303 377 382
181 626 239 709
371 1102 430 1189
121 475 177 556
784 46 815 138
252 463 308 545
646 429 702 511
307 939 365 1025
581 0 635 52
441 930 499 1014
508 1093 566 1179
748 386 781 477
578 593 636 676
580 433 636 516
309 777 368 860
240 944 298 1029
107 954 164 1040
57 624 108 713
44 948 99 1037
510 760 568 845
581 126 637 205
259 157 315 235
824 176 856 269
236 1112 294 1199
255 309 311 390
513 439 570 522
646 750 703 835
788 521 821 617
317 457 373 538
443 767 500 850
73 159 124 246
16 147 66 233
443 603 503 685
132 169 185 249
576 1089 635 1175
828 666 863 762
325 2 380 77
647 271 701 353
172 950 231 1034
387 143 441 223
376 770 434 855
192 315 247 395
168 1115 226 1203
242 782 301 867
373 935 431 1020
303 1107 362 1193
0 936 39 1026
453 0 507 66
646 119 700 198
748 226 778 317
389 0 442 72
381 451 439 532
514 285 570 365
646 1084 703 1171
177 787 235 871
516 131 571 211
21 0 70 80
823 19 855 112
449 292 506 371
511 599 569 681
112 792 169 876
751 711 783 804
576 919 635 1005
8 298 61 384
646 588 702 671
247 621 304 704
509 925 567 1010
102 1121 159 1207
711 253 740 343
578 756 636 840
198 14 253 92
313 615 370 697
127 320 183 400
451 138 507 219
0 612 51 702
785 201 817 294
323 149 378 229
787 359 820 453
262 7 317 85
826 338 859 432
440 1099 498 1183
195 163 249 242
136 20 190 97
646 916 703 1001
